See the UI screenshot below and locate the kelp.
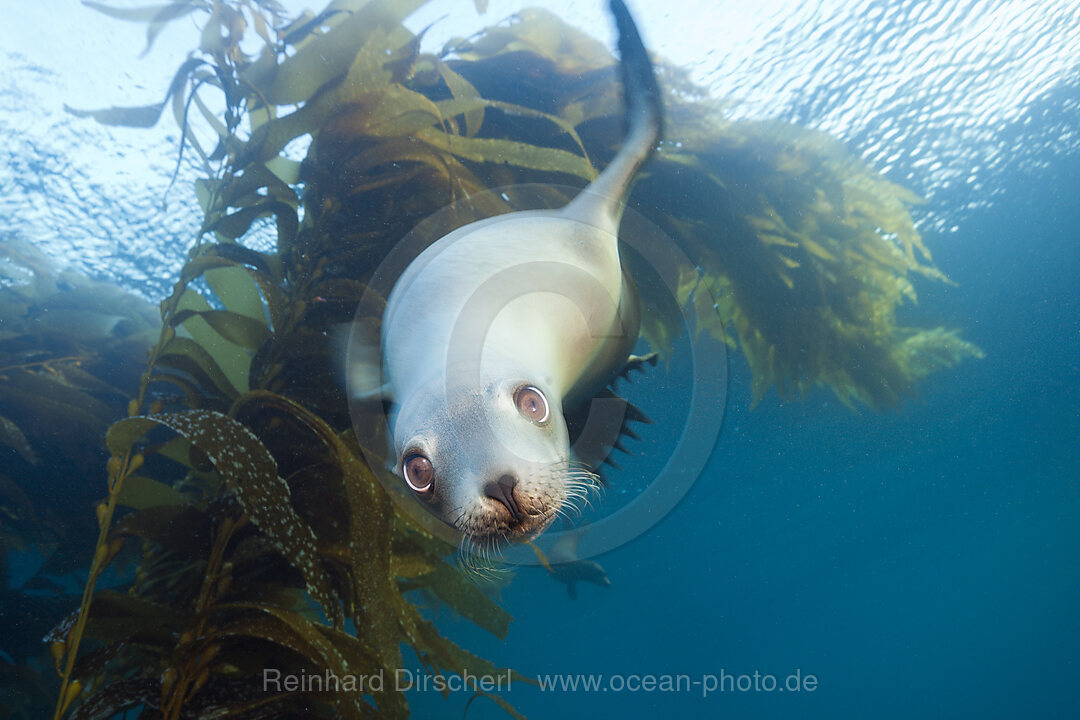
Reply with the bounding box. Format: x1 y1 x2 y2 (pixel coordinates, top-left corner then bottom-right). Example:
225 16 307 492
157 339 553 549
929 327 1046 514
41 391 523 718
40 2 526 718
34 0 986 718
635 120 985 408
0 237 159 717
41 216 521 716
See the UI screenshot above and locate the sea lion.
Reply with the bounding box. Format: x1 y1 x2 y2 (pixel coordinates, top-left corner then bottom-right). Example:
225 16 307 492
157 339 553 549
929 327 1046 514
531 531 612 599
349 0 662 546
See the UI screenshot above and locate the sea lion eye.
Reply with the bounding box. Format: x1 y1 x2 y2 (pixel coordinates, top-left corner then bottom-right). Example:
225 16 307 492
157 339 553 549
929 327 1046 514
514 385 549 424
403 453 434 493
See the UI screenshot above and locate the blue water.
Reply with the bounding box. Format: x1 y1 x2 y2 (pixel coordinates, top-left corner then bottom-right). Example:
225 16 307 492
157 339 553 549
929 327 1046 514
412 111 1080 720
3 1 1079 718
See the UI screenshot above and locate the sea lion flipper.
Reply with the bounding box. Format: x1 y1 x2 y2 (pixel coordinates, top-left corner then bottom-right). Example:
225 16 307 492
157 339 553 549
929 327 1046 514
566 384 653 476
617 352 659 383
547 531 611 598
341 317 392 403
562 0 663 230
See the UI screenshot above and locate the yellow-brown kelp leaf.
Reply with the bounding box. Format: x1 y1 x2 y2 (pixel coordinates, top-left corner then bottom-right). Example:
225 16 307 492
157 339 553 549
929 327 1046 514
157 336 243 402
431 95 589 157
178 245 286 332
0 413 37 465
415 128 596 181
181 242 283 284
105 411 345 628
207 200 300 244
78 590 181 645
390 552 437 579
438 63 485 138
64 57 205 127
82 1 199 56
403 563 511 640
226 390 517 715
635 116 983 409
203 266 267 323
390 519 518 640
114 474 188 510
240 30 434 168
109 504 209 560
316 619 410 718
464 692 530 720
894 327 985 378
408 608 525 688
198 2 246 56
447 8 613 75
197 163 301 234
216 606 382 720
240 0 426 107
170 309 271 351
67 679 156 720
199 164 294 218
230 391 408 666
172 289 253 392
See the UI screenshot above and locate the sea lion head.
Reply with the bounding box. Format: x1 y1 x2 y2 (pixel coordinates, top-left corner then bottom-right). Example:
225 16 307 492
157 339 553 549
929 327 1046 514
389 365 593 543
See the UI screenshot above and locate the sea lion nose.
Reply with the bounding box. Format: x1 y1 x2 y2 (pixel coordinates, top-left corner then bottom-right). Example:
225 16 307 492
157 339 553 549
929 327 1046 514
484 474 522 521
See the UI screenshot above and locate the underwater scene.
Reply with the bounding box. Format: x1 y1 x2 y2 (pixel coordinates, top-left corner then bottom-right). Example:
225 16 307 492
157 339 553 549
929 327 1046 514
0 0 1077 717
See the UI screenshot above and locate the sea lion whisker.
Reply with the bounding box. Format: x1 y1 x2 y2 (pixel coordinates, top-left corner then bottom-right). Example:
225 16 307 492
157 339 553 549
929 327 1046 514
557 497 582 520
458 534 501 580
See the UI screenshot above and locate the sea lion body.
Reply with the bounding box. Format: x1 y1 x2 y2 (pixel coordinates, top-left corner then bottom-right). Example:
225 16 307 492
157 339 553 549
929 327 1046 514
351 0 662 543
383 208 638 410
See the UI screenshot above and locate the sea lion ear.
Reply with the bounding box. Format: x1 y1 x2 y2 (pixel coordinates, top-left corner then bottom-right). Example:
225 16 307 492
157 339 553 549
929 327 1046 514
333 319 393 404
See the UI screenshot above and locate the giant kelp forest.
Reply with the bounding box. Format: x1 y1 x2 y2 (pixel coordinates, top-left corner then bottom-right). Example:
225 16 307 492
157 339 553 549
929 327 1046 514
0 0 982 718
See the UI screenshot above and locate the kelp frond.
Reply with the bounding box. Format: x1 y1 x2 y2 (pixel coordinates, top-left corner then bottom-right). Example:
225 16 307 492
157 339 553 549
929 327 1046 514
637 119 983 408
